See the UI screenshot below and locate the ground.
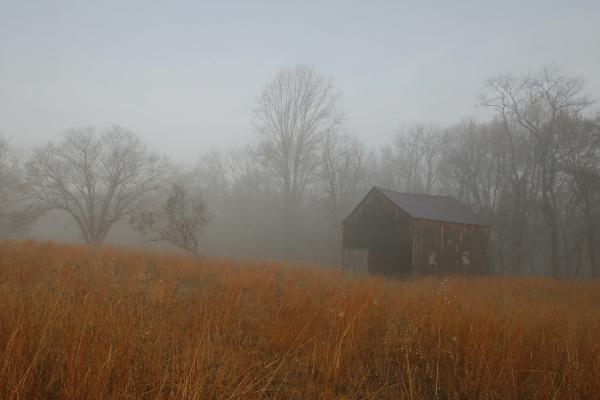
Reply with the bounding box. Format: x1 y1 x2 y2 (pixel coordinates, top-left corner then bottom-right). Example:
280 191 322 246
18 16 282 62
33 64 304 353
1 241 599 399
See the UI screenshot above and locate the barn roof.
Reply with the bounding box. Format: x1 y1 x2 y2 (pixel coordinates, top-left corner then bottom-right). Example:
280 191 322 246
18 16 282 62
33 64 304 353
345 186 487 226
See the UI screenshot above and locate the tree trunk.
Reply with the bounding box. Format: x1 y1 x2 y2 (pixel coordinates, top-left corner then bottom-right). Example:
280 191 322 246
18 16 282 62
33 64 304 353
584 198 599 278
550 220 560 278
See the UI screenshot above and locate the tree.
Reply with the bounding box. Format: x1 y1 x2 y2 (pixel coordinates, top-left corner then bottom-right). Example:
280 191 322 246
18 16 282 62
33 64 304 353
318 132 371 262
254 64 343 254
392 123 442 194
0 135 40 235
482 66 592 277
374 146 399 190
195 149 231 200
131 183 211 257
560 116 600 277
439 119 521 273
27 126 171 244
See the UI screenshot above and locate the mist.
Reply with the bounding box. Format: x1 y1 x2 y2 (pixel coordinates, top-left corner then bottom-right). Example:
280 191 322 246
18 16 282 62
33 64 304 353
1 1 600 278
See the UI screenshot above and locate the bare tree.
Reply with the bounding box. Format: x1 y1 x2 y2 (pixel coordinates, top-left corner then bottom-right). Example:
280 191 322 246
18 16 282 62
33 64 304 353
195 149 231 199
254 65 343 253
318 132 371 261
0 135 40 235
439 119 521 273
27 126 171 244
560 116 600 277
482 66 592 277
131 183 211 257
374 146 398 190
227 147 278 254
392 124 441 194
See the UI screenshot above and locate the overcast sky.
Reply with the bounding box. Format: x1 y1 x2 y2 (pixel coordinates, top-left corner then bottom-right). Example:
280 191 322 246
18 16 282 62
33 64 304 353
1 0 599 162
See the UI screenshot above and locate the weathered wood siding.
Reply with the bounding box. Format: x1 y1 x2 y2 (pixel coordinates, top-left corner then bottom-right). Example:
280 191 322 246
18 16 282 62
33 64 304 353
409 219 489 275
342 249 369 273
343 189 410 232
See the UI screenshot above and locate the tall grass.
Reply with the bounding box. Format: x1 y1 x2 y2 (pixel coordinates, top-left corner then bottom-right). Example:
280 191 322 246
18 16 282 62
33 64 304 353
0 240 599 399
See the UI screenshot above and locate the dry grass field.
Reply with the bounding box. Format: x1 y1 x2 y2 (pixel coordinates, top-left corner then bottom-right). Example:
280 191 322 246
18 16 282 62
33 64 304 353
0 241 599 399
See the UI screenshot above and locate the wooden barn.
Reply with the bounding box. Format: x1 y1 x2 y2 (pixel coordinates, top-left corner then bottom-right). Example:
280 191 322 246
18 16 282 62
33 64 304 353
342 186 489 275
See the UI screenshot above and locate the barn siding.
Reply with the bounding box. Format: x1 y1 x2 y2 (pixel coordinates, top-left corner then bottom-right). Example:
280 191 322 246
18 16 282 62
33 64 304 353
409 220 489 275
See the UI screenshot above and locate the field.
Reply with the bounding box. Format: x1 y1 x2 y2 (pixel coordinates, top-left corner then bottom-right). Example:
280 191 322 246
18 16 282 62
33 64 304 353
0 241 599 399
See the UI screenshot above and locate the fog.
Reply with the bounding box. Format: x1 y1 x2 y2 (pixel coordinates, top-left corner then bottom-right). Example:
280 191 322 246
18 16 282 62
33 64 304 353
3 1 600 158
1 1 600 277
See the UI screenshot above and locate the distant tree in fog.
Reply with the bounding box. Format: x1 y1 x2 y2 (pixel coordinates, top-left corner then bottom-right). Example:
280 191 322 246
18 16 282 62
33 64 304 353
131 183 211 257
483 66 592 277
0 135 39 235
392 124 442 194
192 146 283 258
27 127 171 244
318 131 371 261
374 146 398 190
559 117 600 277
319 132 370 224
254 65 343 253
438 119 519 273
195 149 231 199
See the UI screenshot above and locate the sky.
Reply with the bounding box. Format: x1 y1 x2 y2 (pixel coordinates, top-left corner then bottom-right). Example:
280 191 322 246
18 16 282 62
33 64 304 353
1 0 599 162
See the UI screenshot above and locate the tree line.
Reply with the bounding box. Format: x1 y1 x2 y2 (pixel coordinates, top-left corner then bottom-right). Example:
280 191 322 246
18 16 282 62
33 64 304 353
1 64 599 277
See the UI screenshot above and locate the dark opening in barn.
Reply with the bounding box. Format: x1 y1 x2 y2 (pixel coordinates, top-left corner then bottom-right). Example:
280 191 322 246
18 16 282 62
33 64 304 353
342 187 490 275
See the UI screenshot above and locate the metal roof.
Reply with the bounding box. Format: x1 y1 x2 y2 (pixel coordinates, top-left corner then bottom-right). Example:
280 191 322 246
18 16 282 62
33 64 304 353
373 186 487 226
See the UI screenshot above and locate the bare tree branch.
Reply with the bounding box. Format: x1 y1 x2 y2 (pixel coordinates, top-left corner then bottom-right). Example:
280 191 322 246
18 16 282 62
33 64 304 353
131 183 211 256
27 126 172 244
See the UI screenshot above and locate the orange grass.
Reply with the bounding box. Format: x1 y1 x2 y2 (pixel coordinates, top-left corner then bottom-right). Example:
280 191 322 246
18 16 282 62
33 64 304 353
1 241 599 399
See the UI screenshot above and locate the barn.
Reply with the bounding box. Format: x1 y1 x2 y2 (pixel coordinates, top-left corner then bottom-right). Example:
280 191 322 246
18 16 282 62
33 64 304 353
342 186 489 275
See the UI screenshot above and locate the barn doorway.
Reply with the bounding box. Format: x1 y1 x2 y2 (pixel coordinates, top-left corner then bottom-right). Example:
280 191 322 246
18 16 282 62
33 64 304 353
367 234 410 276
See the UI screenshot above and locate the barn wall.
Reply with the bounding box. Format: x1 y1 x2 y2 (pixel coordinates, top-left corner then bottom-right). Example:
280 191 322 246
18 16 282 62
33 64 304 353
343 225 411 275
409 220 489 275
342 189 412 275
